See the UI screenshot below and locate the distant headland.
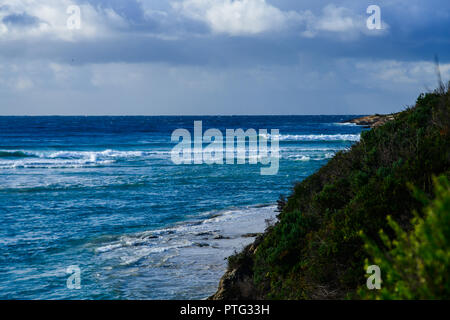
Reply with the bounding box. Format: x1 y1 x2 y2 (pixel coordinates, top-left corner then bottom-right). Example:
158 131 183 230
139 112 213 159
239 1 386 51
342 113 400 128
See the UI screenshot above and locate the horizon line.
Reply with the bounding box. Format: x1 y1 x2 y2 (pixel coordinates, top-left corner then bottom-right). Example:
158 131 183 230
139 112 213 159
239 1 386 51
0 114 369 117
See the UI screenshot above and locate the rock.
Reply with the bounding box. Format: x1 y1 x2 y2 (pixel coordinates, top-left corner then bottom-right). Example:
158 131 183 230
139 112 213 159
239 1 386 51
343 113 399 128
196 231 214 237
194 242 209 247
241 233 261 238
208 267 256 300
213 235 231 240
209 235 264 300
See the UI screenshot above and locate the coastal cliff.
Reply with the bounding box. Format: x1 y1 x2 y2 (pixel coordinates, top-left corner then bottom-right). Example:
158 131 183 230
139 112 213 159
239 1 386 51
211 87 450 300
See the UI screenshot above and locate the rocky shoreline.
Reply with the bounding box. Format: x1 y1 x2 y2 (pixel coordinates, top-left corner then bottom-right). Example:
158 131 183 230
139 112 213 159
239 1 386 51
342 113 399 128
208 237 262 300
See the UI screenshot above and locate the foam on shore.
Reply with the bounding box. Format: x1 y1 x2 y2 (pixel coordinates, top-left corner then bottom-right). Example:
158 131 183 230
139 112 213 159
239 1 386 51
91 205 278 299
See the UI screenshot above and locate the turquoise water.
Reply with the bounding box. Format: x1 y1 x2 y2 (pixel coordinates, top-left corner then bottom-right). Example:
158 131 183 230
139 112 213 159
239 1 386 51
0 116 364 299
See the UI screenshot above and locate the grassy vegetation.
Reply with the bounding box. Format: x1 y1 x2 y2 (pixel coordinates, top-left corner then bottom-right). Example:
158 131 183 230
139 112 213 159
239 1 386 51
226 87 450 299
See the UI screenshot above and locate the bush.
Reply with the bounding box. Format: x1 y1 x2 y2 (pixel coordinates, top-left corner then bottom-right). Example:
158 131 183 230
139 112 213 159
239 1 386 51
239 87 450 299
361 175 450 299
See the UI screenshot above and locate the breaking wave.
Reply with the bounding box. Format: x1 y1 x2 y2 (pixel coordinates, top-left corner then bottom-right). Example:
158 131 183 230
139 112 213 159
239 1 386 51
260 133 360 142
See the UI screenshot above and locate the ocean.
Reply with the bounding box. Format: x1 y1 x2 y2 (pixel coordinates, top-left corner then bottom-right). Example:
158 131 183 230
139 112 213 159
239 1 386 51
0 116 364 299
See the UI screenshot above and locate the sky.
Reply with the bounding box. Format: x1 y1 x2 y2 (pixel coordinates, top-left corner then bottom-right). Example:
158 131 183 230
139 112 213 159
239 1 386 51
0 0 449 115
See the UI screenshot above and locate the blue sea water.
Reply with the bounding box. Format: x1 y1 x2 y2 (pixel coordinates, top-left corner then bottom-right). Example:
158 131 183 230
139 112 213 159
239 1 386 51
0 116 364 300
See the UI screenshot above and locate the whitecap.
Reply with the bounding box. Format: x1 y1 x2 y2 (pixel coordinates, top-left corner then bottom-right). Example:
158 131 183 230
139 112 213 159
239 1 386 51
260 133 360 142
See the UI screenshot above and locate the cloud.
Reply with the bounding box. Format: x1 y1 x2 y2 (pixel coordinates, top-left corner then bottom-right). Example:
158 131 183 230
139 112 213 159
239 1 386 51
300 4 388 39
352 59 450 91
1 56 446 115
173 1 384 39
173 0 303 36
312 5 358 33
0 0 128 41
0 0 449 116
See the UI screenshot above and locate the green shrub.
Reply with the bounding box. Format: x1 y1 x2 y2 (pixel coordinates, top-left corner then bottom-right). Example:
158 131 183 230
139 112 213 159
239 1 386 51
361 175 450 299
241 87 450 299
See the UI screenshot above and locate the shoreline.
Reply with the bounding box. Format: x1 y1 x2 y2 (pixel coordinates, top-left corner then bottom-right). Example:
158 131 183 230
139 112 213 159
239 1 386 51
341 113 399 128
93 203 278 300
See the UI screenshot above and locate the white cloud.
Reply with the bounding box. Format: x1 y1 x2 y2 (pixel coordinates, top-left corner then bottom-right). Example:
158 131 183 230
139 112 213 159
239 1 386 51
352 59 450 91
0 0 128 41
173 1 385 39
173 0 303 35
315 5 357 33
301 4 386 39
0 1 389 40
